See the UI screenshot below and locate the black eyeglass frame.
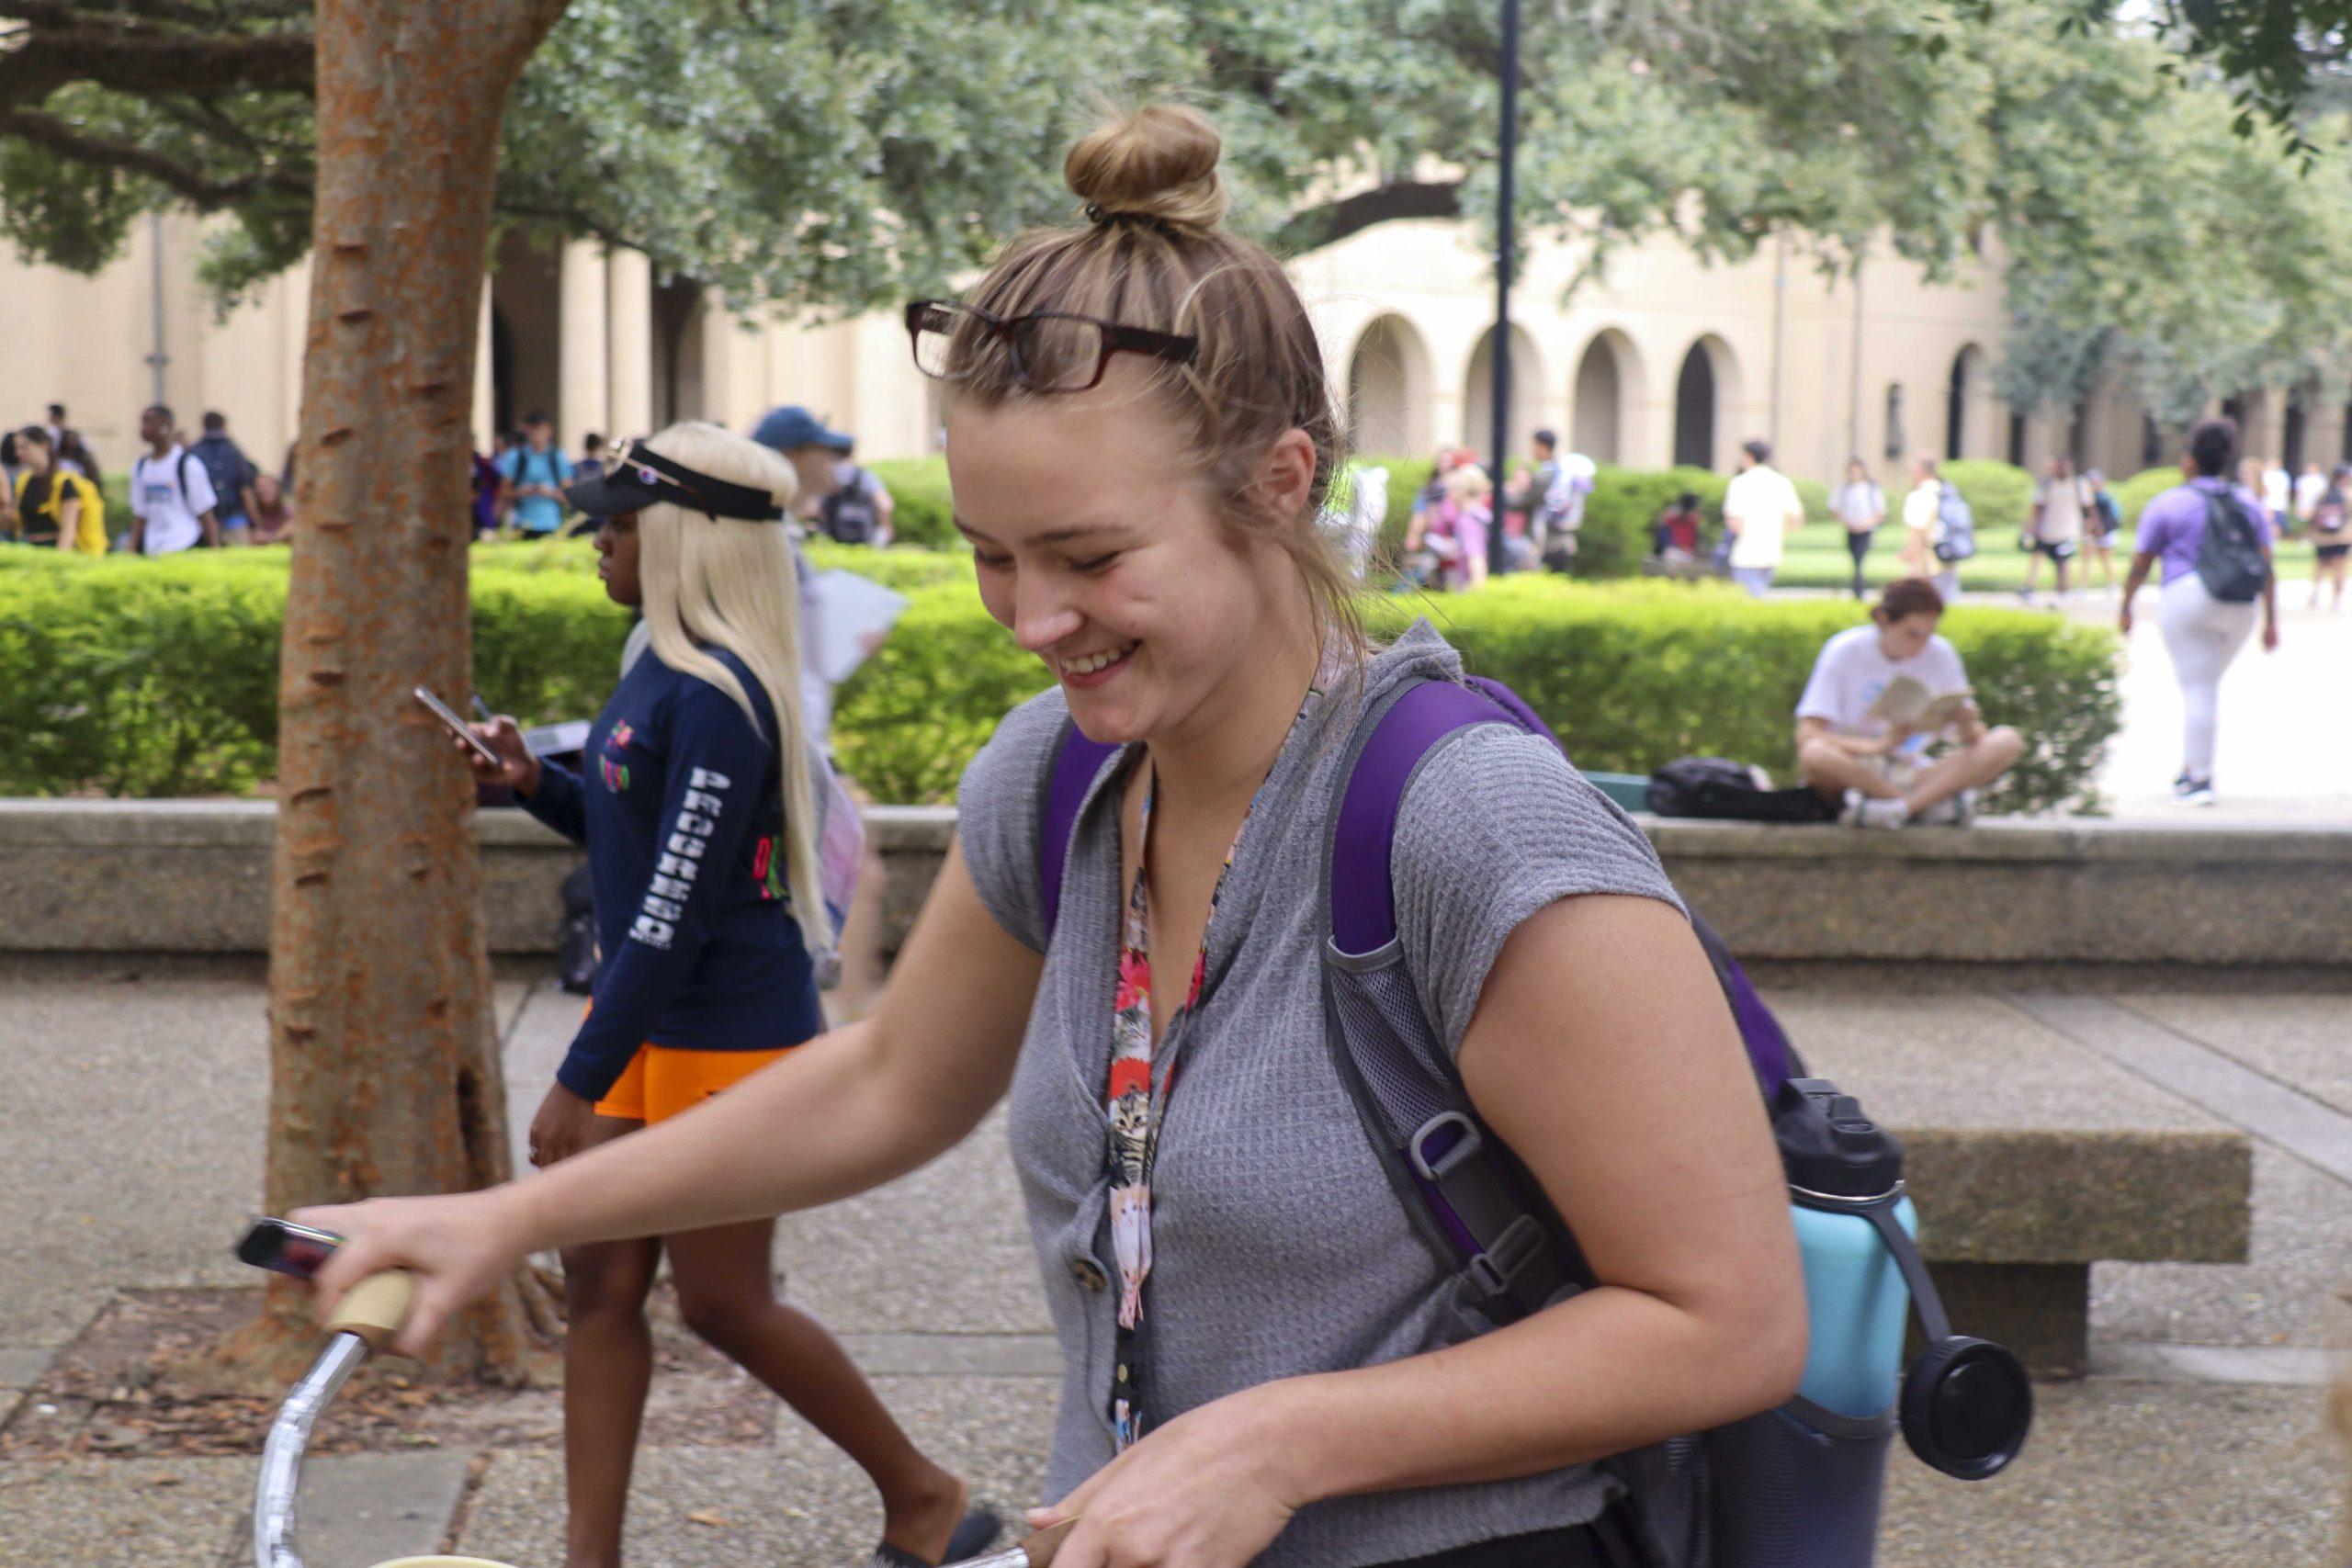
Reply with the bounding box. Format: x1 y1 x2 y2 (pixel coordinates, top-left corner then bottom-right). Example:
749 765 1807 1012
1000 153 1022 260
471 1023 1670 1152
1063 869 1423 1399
903 299 1199 393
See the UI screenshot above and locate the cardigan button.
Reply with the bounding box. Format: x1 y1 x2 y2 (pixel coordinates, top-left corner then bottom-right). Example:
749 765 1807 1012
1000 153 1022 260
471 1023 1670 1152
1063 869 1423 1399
1071 1258 1109 1292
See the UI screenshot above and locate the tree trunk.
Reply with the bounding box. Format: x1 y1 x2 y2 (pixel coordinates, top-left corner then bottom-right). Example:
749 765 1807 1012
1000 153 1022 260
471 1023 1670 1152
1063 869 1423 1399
238 0 571 1382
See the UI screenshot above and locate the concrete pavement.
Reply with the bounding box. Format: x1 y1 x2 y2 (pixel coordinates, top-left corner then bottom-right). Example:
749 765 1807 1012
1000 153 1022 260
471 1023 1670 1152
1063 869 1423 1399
0 968 2343 1564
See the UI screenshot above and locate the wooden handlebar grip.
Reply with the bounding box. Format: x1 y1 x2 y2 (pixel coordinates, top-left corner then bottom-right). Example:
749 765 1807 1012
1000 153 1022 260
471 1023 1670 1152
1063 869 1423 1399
322 1269 417 1350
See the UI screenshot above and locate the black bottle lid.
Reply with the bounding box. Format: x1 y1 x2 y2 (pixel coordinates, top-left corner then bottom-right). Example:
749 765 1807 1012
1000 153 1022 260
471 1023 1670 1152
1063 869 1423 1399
1775 1076 1905 1200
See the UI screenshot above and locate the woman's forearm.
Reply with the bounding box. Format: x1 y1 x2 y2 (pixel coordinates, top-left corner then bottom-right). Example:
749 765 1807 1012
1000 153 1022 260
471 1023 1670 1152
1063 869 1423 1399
1250 1280 1801 1506
502 1016 997 1253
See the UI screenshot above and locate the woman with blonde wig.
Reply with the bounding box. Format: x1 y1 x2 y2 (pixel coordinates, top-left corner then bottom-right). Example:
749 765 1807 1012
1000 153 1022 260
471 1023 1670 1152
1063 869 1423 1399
453 421 993 1568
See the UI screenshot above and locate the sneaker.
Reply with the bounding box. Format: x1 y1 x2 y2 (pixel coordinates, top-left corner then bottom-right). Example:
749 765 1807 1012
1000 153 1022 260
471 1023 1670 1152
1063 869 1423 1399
1840 789 1911 829
2171 777 2216 807
1916 788 1977 827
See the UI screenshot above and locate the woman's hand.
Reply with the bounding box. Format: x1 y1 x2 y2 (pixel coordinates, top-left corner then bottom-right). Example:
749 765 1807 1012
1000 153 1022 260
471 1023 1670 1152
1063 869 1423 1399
1025 1389 1306 1568
528 1083 598 1168
463 715 540 795
292 1187 534 1357
2262 618 2281 652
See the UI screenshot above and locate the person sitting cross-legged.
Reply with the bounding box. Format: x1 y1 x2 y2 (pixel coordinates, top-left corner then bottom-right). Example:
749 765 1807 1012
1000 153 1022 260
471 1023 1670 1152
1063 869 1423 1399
1795 577 2024 828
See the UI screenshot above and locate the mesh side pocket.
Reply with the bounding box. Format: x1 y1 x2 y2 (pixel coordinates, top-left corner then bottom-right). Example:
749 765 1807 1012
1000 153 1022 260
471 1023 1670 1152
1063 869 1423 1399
1706 1400 1894 1568
1325 938 1457 1143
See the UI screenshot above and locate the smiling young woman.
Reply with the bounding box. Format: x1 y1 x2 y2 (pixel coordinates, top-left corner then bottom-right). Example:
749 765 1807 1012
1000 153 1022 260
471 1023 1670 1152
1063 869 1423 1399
300 105 1803 1568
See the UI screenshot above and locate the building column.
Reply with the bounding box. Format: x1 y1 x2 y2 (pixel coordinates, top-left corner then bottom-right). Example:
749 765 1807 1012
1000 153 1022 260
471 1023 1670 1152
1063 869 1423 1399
606 246 654 439
697 288 738 434
471 276 495 453
558 241 609 449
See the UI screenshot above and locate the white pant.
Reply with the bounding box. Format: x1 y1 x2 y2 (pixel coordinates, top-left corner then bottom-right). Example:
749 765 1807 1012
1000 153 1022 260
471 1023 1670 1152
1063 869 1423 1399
2156 573 2258 783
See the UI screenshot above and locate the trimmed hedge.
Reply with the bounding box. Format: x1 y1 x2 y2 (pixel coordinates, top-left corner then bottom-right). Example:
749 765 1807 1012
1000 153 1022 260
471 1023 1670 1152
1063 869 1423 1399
0 547 2118 814
2112 467 2179 528
1939 461 2034 536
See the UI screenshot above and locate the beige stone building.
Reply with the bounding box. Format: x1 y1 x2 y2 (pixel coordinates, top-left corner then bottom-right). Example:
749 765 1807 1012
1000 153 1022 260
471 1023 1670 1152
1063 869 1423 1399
5 211 2324 489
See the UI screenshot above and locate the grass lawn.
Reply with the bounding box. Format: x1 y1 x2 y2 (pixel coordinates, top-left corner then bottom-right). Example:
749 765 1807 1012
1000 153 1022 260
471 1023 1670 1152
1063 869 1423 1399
1769 521 2319 594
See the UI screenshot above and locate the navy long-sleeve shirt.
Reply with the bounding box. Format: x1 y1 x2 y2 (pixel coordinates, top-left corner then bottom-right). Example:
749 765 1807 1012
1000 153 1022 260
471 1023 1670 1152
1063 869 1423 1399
523 646 823 1101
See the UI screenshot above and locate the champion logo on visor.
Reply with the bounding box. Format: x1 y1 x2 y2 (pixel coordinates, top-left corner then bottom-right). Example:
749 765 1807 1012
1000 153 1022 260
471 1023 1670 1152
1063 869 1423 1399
635 465 659 484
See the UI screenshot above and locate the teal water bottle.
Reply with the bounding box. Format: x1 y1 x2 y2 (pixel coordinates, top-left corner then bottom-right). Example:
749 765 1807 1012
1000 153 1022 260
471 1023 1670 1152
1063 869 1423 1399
1779 1080 1916 1417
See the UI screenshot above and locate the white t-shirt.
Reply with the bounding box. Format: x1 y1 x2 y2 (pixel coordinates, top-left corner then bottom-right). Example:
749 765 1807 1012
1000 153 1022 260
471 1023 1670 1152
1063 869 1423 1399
1796 624 1971 740
1903 479 1941 544
1724 465 1803 569
2295 469 2328 521
2263 468 2291 517
2035 477 2084 544
130 446 219 555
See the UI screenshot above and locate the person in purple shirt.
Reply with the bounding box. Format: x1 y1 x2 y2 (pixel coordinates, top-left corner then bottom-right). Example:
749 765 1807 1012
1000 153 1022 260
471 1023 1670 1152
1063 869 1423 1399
2120 416 2280 806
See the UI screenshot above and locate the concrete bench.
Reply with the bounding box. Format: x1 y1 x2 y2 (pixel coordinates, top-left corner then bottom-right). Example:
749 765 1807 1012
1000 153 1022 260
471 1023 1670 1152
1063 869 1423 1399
0 800 2262 1374
1776 992 2250 1377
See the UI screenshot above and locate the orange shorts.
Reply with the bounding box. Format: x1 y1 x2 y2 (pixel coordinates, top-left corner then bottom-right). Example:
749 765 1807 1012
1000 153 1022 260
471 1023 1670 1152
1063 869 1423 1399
593 1043 792 1123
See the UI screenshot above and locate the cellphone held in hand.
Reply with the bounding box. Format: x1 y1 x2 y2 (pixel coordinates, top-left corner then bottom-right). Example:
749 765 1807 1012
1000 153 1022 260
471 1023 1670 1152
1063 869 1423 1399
413 684 503 766
236 1217 342 1280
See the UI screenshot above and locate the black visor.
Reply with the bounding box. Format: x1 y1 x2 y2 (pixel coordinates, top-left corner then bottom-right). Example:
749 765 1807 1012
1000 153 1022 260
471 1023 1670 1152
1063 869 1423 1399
562 439 786 523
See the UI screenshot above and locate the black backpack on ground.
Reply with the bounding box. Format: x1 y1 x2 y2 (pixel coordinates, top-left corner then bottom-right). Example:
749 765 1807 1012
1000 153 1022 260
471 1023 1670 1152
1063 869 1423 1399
820 468 881 544
1649 757 1839 823
2195 491 2270 604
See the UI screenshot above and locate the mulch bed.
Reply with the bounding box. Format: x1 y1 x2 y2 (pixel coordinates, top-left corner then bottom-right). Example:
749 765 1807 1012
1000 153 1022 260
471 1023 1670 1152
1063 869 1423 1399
2 1287 775 1461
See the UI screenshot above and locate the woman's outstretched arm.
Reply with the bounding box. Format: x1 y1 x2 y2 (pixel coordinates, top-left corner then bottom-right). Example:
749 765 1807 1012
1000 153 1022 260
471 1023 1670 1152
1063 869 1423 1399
300 840 1041 1354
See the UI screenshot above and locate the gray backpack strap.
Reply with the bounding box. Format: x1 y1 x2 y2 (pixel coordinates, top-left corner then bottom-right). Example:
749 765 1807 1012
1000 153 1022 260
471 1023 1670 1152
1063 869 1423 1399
1315 677 1583 1322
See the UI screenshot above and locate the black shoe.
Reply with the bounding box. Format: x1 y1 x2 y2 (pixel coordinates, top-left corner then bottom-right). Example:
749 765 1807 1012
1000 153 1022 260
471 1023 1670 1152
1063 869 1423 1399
873 1509 1002 1568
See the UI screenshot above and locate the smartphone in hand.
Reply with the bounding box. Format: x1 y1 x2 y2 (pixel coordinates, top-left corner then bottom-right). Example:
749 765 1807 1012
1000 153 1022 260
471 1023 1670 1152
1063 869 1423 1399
236 1217 342 1280
413 685 502 766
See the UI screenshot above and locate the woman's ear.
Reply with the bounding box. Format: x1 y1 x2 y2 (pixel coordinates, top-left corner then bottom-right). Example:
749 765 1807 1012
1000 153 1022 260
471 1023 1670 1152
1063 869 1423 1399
1250 429 1319 520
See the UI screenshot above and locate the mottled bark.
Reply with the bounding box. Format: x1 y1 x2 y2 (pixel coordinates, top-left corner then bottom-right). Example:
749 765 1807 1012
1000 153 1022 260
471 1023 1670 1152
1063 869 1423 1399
243 0 571 1382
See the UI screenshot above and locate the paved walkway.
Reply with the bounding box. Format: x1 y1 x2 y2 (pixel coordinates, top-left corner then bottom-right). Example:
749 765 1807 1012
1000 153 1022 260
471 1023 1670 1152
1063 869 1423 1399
0 967 2344 1565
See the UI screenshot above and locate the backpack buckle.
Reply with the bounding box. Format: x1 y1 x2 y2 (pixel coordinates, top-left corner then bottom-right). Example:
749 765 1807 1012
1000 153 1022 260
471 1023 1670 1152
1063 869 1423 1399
1468 1213 1552 1302
1407 1111 1484 1183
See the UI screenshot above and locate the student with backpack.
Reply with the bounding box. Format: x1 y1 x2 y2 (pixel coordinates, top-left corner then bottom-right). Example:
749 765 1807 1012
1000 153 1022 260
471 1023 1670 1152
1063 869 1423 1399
2310 464 2350 613
2120 416 2280 807
494 411 574 537
126 403 220 556
7 426 107 552
300 105 1804 1568
820 441 895 545
1897 454 1969 602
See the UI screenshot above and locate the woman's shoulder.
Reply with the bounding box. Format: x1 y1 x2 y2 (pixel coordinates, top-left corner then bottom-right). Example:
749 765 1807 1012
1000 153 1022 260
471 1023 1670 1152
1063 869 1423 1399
1390 713 1682 1055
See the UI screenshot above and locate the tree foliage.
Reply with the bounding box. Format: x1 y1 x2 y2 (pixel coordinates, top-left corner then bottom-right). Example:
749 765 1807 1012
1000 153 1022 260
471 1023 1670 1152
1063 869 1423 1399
4 0 2349 414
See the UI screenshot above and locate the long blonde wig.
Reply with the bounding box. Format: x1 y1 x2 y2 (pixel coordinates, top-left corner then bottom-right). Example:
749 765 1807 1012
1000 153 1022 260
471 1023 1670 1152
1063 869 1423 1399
628 421 831 955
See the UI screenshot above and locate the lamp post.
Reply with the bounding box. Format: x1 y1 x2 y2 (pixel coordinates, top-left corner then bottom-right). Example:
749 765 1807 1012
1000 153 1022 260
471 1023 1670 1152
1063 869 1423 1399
1487 0 1520 579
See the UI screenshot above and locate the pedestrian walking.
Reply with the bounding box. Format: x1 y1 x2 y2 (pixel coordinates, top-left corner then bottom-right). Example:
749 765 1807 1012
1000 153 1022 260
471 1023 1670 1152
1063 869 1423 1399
445 421 994 1568
190 412 261 545
2262 459 2292 535
2080 468 2120 596
2308 464 2349 612
494 412 573 537
303 102 1804 1568
1724 437 1804 595
126 404 220 556
820 440 895 546
2120 417 2281 806
2020 456 2086 605
575 432 608 487
7 426 107 553
247 471 294 545
2294 460 2327 529
1832 457 1886 599
1429 461 1493 591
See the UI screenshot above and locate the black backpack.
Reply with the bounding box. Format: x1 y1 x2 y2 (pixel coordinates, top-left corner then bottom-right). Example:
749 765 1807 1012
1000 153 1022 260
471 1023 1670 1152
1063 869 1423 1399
820 468 881 544
2195 491 2270 604
1649 756 1839 823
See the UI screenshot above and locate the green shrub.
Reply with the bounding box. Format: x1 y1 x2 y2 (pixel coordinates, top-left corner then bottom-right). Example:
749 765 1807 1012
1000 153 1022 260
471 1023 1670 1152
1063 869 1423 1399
1939 460 2035 537
0 547 2116 814
820 574 2119 814
862 457 957 548
2112 467 2179 528
468 533 976 593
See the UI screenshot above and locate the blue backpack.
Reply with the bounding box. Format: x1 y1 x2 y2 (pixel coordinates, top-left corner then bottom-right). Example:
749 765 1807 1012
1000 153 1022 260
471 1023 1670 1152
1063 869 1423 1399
1036 673 2027 1568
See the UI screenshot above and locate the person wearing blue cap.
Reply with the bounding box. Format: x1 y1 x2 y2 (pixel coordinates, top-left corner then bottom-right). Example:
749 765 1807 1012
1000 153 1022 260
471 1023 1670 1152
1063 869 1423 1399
751 405 854 517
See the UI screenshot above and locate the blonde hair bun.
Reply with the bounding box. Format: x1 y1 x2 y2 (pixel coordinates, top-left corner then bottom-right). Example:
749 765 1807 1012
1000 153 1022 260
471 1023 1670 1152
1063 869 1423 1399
1064 103 1229 231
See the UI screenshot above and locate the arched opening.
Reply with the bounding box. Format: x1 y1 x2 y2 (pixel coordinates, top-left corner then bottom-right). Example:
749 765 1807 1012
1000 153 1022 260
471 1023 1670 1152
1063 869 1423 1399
1464 322 1544 464
1345 314 1434 457
2007 409 2028 467
1672 342 1719 468
1569 333 1629 463
1883 384 1905 460
1945 344 1988 460
489 229 560 439
2285 393 2309 471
